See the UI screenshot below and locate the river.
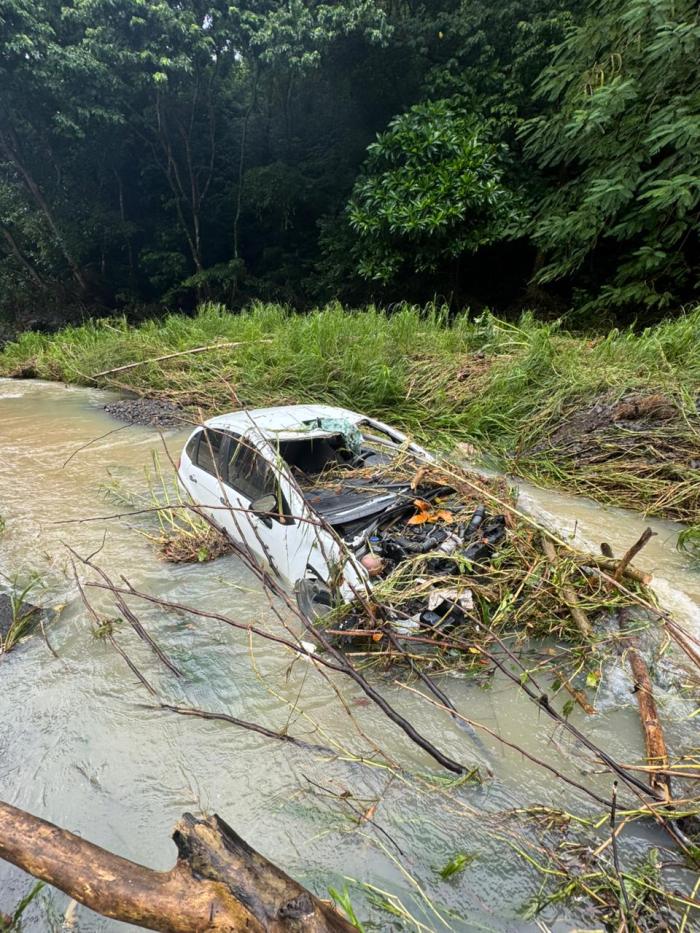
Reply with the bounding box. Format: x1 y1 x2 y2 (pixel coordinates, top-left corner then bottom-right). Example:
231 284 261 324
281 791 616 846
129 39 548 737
0 380 698 931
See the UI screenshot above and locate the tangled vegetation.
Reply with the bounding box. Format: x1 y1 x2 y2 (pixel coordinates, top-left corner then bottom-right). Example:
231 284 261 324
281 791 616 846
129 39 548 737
104 452 233 564
0 576 44 655
2 301 698 522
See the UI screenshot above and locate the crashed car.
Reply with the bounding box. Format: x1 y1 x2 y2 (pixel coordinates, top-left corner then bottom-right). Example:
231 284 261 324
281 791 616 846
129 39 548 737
178 404 506 622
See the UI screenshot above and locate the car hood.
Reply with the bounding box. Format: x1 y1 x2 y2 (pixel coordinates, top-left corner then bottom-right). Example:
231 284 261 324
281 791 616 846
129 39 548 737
302 479 412 527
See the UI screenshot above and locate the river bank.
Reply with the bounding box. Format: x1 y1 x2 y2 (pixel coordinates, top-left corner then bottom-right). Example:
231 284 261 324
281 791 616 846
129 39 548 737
1 302 698 532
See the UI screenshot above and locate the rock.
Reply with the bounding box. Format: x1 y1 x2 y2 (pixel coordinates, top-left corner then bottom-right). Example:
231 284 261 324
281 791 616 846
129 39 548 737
103 397 187 429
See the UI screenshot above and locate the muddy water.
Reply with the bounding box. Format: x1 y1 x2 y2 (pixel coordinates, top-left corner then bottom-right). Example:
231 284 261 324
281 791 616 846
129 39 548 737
0 380 698 931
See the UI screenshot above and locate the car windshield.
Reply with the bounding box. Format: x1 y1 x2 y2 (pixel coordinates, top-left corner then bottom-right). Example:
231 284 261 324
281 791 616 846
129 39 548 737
270 429 410 535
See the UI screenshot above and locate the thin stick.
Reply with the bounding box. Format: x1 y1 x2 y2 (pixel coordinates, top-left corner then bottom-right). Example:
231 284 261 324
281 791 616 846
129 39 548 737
614 527 655 581
610 781 632 926
62 424 132 468
396 683 611 808
157 703 332 753
90 339 271 379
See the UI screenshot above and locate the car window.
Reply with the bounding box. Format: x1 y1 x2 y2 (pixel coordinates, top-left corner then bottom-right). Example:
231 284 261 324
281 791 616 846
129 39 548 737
195 429 227 477
226 435 277 501
185 431 200 462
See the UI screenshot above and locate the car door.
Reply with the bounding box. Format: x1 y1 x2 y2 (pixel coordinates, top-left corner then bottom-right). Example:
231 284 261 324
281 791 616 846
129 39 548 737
182 426 235 529
218 430 298 580
254 435 367 594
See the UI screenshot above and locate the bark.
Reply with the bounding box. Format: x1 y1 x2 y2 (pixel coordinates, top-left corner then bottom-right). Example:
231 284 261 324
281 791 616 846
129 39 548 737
0 801 354 933
618 608 672 803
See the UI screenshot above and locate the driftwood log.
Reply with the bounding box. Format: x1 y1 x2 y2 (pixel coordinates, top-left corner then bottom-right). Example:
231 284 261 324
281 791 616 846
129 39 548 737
618 608 672 803
0 801 354 933
602 530 671 803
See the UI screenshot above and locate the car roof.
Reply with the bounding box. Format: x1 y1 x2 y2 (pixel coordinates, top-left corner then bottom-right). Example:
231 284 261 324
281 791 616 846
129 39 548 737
204 404 365 438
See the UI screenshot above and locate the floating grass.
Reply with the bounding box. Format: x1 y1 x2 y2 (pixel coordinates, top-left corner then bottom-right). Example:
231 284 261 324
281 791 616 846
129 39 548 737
103 451 232 564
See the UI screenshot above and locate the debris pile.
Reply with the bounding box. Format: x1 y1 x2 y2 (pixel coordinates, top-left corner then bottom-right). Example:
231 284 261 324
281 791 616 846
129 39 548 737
317 455 653 666
518 390 700 522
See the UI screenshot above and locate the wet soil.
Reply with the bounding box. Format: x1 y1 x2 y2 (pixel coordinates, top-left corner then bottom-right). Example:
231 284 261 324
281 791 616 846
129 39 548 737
103 397 188 429
526 392 699 466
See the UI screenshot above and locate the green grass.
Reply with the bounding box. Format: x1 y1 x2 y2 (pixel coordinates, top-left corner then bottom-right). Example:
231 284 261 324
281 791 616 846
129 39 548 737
1 300 699 519
0 574 43 654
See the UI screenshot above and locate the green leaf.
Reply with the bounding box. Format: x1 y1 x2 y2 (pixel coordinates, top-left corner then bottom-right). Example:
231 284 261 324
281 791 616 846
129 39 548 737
438 852 476 880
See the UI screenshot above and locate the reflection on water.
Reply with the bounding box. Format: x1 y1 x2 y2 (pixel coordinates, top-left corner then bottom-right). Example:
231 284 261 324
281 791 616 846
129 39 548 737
0 380 698 931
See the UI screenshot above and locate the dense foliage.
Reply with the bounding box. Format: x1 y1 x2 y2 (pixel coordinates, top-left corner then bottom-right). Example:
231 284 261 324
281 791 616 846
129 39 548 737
348 100 522 283
521 0 700 314
0 0 697 324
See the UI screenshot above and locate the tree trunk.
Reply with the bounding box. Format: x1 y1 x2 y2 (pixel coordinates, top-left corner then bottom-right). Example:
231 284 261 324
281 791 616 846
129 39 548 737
0 224 47 290
0 128 88 294
0 801 354 933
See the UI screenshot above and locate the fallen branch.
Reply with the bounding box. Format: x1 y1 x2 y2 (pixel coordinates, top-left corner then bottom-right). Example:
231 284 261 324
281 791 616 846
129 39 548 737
91 340 271 380
0 800 354 932
614 527 656 582
619 606 672 803
541 534 592 638
588 555 652 586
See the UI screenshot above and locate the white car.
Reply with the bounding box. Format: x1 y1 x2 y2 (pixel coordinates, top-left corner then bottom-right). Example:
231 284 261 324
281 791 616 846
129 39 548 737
178 404 432 615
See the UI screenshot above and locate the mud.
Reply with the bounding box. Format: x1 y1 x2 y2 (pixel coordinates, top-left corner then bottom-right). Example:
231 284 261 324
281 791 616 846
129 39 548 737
526 391 698 464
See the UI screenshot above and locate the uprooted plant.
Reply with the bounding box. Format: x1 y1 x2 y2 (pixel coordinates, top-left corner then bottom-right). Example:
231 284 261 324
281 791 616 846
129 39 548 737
0 575 44 655
103 450 232 564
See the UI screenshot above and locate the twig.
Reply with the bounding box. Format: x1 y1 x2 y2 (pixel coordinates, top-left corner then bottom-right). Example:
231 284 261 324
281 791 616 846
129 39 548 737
61 424 131 468
614 527 655 581
157 703 332 753
69 558 158 696
396 682 612 807
90 340 271 379
609 781 632 927
302 774 405 856
68 545 182 677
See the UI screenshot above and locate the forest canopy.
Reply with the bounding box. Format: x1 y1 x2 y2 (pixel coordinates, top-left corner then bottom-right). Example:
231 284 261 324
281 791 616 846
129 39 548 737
0 0 698 325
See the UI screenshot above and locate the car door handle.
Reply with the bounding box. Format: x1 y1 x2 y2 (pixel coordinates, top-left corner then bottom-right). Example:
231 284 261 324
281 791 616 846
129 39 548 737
219 496 227 505
189 474 197 484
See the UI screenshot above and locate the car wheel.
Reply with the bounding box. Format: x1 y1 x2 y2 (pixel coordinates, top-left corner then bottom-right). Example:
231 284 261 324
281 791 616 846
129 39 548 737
295 577 333 622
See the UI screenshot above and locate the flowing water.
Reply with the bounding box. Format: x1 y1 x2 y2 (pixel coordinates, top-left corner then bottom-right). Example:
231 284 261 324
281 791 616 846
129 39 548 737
0 380 698 931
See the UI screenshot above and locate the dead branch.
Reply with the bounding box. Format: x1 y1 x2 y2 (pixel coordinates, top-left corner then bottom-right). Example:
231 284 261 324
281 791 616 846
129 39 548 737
91 340 272 379
614 528 655 582
541 534 592 638
618 607 672 803
0 800 354 932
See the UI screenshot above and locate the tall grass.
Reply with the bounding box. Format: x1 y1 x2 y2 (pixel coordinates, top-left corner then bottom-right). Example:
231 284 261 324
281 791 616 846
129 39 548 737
2 301 699 517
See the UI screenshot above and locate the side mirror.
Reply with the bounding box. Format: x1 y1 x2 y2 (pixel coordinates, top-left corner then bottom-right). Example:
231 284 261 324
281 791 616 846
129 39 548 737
250 493 278 528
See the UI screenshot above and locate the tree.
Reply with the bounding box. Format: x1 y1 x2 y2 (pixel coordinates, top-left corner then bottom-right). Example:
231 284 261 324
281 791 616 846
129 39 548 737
520 0 700 315
347 99 522 283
